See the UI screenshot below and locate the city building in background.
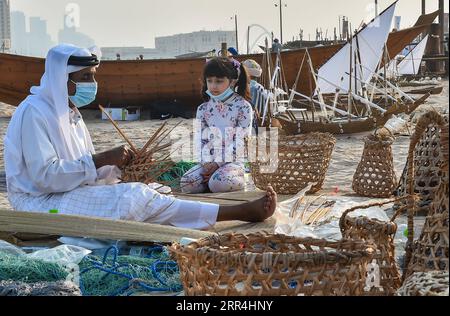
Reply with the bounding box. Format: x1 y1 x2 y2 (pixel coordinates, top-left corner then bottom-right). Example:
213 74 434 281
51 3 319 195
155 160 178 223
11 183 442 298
155 30 236 57
0 0 11 52
28 17 54 57
10 11 28 55
101 46 165 60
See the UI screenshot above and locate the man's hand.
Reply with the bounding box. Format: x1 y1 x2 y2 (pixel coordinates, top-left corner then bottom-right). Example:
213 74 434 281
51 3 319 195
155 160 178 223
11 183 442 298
92 145 135 169
201 162 220 183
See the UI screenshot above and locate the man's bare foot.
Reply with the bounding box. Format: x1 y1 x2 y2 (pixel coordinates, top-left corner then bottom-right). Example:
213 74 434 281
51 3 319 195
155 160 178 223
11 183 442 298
245 185 277 222
216 186 278 222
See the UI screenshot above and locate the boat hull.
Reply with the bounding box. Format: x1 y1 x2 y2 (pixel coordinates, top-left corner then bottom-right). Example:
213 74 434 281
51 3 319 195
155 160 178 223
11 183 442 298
278 93 430 135
0 45 341 110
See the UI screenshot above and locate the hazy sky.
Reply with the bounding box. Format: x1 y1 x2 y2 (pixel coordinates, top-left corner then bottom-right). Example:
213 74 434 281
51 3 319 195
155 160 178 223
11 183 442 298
9 0 449 49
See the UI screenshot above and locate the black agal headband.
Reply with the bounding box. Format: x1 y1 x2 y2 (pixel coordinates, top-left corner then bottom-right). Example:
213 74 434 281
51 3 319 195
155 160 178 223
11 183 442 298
67 54 100 67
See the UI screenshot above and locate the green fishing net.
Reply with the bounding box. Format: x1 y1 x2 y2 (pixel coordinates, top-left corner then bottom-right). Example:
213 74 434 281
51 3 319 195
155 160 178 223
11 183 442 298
0 252 68 283
157 161 196 190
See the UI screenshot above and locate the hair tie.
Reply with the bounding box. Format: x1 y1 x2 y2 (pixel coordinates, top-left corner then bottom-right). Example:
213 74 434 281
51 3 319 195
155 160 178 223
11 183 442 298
230 58 241 78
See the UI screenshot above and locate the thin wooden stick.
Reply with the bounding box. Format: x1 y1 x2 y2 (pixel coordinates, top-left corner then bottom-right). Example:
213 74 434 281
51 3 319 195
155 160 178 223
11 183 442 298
300 194 324 223
98 105 139 154
146 143 173 156
289 196 305 218
139 121 169 155
140 120 184 157
307 200 335 225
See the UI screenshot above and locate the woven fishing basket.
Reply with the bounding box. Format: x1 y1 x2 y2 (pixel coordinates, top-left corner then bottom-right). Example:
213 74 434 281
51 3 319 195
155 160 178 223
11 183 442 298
249 133 336 194
395 112 448 214
404 122 449 279
352 130 398 198
396 271 449 296
170 232 375 296
339 197 410 296
121 154 175 184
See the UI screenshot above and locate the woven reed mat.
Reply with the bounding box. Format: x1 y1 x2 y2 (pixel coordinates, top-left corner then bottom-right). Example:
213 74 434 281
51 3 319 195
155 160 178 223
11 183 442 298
396 271 449 296
170 232 376 296
405 124 449 278
0 209 212 243
352 129 398 198
395 112 448 214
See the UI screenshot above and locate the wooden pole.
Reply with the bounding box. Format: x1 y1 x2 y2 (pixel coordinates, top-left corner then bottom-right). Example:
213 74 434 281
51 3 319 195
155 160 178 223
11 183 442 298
220 42 228 57
438 0 445 56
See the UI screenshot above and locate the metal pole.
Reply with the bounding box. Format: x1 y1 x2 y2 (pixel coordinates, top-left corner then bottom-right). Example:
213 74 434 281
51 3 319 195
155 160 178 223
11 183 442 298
234 14 239 53
375 0 378 17
279 0 283 44
421 0 426 15
247 25 250 54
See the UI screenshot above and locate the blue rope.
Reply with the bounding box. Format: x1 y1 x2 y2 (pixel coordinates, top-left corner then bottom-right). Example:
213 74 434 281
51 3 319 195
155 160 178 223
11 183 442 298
79 245 182 296
150 260 182 291
145 245 166 259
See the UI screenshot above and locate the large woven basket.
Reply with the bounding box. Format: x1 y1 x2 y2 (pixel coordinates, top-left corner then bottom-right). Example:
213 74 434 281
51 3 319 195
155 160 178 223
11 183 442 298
404 121 449 279
396 271 449 296
352 130 398 198
249 133 336 194
170 232 375 296
395 113 448 214
339 197 410 296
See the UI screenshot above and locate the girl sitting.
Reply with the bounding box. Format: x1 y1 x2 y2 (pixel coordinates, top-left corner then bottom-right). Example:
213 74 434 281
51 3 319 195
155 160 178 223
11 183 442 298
181 57 253 193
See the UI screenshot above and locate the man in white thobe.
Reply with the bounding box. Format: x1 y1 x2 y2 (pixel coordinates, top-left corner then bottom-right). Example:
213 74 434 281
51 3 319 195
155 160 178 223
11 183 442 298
4 44 277 230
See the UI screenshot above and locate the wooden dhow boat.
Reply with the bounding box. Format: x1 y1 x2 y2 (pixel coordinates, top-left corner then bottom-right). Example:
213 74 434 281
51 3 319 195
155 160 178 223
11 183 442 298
263 2 433 135
276 93 430 135
0 10 439 112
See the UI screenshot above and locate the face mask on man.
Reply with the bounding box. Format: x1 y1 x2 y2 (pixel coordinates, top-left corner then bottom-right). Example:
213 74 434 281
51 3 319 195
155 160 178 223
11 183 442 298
69 80 98 108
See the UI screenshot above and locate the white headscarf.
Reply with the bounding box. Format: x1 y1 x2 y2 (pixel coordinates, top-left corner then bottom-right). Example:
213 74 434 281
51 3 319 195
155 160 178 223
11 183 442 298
242 59 262 78
4 44 98 183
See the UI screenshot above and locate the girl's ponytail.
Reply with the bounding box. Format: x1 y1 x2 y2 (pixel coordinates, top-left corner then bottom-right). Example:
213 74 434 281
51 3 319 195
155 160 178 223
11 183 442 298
235 63 251 101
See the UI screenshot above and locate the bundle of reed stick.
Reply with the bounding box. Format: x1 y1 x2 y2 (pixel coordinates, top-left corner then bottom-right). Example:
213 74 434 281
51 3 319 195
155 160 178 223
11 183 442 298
99 105 180 185
289 195 336 225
